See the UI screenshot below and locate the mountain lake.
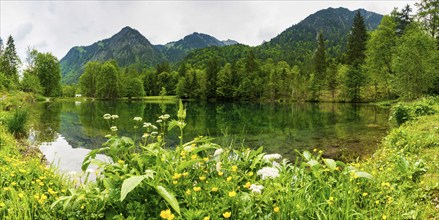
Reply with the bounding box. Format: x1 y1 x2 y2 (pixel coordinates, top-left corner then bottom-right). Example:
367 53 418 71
28 100 390 172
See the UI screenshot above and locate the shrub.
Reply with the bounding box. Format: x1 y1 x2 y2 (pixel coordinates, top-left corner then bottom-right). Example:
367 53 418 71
6 109 28 138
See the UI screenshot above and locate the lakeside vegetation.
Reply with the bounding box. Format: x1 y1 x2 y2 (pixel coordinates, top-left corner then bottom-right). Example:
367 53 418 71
1 96 438 219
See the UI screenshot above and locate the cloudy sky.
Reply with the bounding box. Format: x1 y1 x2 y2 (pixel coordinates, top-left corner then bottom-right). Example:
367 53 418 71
1 1 416 61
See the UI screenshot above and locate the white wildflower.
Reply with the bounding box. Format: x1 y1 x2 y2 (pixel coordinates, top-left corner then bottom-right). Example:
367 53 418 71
272 161 281 168
151 131 158 136
86 168 95 173
133 117 142 121
143 122 152 128
110 126 118 132
105 134 112 138
249 184 264 194
263 153 282 162
111 115 119 119
156 119 162 123
68 171 77 177
184 145 193 152
142 133 149 139
151 125 158 130
257 167 280 180
214 148 224 157
103 114 111 120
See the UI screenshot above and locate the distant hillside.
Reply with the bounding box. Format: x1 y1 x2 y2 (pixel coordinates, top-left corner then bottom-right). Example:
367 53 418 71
60 7 383 84
60 26 165 84
157 32 238 62
258 7 382 63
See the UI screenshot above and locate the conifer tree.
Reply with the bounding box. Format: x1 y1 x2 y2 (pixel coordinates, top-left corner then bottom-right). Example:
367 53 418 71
0 36 21 85
345 11 368 101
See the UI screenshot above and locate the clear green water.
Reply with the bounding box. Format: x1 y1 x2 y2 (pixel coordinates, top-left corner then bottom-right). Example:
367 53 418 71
29 100 390 171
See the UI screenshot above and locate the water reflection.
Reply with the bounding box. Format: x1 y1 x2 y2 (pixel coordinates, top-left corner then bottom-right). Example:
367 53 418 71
30 100 390 171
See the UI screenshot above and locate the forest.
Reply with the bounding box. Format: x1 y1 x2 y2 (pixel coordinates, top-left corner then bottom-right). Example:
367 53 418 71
1 4 438 103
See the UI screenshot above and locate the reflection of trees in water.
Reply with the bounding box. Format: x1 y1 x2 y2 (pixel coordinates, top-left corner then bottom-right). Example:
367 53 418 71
32 100 390 161
33 102 62 143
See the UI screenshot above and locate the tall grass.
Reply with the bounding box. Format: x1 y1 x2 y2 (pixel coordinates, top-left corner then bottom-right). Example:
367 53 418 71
6 109 28 138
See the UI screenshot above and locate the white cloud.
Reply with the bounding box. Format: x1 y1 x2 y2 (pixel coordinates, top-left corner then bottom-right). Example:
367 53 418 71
0 1 416 61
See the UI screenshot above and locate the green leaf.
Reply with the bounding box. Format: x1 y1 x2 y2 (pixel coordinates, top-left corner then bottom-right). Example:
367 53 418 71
302 151 312 161
306 159 319 167
250 153 265 169
323 158 337 171
177 159 203 172
355 171 374 180
81 147 109 171
120 175 147 201
154 185 181 215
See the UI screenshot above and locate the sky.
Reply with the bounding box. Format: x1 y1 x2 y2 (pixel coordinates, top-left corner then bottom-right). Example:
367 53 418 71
1 1 417 61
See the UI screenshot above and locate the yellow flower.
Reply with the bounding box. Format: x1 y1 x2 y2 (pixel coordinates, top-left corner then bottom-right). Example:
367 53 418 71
247 171 254 176
191 154 198 160
203 157 209 162
183 172 189 177
34 194 40 200
186 189 191 195
199 176 206 181
244 182 251 188
48 188 57 195
318 150 323 154
3 187 9 191
0 202 4 208
11 182 17 186
226 176 232 182
172 173 182 179
375 200 380 205
274 206 280 213
362 192 368 197
118 160 125 164
327 196 334 205
313 148 318 152
218 171 224 176
203 216 210 220
39 182 45 186
228 191 237 197
223 211 231 218
18 193 24 198
160 209 172 219
193 186 201 192
211 187 218 192
81 205 84 209
180 151 186 157
382 215 387 220
172 181 178 185
231 165 238 172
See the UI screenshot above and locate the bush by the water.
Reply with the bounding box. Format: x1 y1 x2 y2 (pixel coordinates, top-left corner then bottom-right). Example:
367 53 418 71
391 97 437 125
6 109 28 138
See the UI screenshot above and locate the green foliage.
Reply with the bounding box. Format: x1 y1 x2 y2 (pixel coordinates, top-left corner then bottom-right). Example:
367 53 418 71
0 36 20 87
20 71 43 94
62 85 77 98
124 77 145 99
390 97 437 125
392 24 438 100
416 0 439 40
96 61 121 99
364 15 397 99
5 109 28 138
35 52 62 97
78 61 100 97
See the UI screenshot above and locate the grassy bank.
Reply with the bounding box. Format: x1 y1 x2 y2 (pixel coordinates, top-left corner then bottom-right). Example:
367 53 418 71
0 111 73 218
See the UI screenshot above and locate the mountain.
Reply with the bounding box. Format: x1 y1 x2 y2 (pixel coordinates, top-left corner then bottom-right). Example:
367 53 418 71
258 7 383 63
222 39 239 46
60 26 165 84
157 32 238 62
